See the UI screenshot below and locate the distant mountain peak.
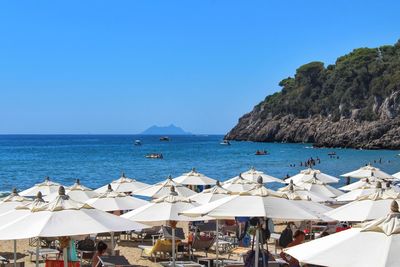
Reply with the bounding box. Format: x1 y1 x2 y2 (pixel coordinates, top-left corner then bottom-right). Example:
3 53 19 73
141 124 192 135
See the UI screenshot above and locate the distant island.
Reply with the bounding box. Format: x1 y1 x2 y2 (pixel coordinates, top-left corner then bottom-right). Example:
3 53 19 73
141 124 192 135
226 40 400 149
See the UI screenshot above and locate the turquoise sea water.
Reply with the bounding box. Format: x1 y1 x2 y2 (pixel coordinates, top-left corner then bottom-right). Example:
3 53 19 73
0 135 400 193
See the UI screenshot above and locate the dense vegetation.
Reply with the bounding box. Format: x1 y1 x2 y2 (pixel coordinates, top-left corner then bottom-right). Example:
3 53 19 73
256 40 400 121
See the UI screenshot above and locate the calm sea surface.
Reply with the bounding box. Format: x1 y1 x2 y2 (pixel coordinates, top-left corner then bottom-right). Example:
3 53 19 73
0 135 399 193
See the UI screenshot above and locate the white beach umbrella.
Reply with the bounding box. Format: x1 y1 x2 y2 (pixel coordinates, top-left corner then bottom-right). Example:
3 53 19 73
285 202 400 267
122 187 206 266
296 177 343 198
284 168 339 184
0 192 46 267
134 176 196 198
96 172 150 194
225 167 283 184
173 168 217 186
0 188 32 215
0 187 147 238
278 180 335 203
339 178 399 193
341 164 394 179
283 189 334 222
86 184 148 212
336 181 384 202
392 171 400 179
325 187 400 222
0 186 147 267
19 177 61 197
189 181 231 204
339 177 376 191
222 174 258 192
183 181 318 221
183 180 318 267
44 179 98 202
0 192 46 226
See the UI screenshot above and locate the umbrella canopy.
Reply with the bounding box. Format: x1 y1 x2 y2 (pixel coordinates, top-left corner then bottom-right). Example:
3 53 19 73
336 181 384 202
19 177 61 197
222 174 258 192
173 168 217 186
283 188 333 221
122 187 206 223
225 167 283 184
0 186 147 240
44 179 98 202
284 168 339 184
86 185 148 212
339 177 377 191
0 192 46 226
134 176 196 198
285 202 400 267
393 171 400 179
0 188 32 215
296 177 343 198
341 164 394 179
278 180 335 203
189 181 232 204
325 187 400 222
96 172 150 194
183 181 318 221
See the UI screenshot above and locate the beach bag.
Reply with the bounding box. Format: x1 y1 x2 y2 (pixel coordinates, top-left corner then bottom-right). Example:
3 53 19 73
279 226 293 248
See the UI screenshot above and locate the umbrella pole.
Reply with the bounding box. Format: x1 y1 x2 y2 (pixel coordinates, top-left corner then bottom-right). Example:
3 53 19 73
254 223 259 267
36 238 39 267
13 239 16 267
111 232 115 256
215 219 219 266
63 248 68 267
172 227 176 267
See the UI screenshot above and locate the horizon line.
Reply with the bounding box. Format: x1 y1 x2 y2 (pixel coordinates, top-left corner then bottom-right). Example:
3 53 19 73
0 133 226 136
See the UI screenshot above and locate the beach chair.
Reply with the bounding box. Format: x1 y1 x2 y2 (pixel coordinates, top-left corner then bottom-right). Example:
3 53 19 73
138 239 181 262
189 235 216 259
76 238 96 264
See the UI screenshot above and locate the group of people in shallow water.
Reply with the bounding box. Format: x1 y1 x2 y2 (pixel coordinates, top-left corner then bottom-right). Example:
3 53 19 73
289 157 321 168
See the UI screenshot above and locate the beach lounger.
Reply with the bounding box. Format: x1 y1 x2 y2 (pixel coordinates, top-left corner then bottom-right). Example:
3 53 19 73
98 255 131 267
138 239 181 262
189 235 216 259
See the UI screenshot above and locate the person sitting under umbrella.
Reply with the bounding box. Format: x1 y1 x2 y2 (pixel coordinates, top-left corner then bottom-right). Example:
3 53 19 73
280 230 306 267
92 241 108 267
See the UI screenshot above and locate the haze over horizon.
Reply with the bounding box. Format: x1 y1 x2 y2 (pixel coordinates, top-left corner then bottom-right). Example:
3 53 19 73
1 0 400 135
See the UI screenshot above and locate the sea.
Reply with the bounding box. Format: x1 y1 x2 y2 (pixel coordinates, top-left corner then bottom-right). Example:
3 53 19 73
0 134 400 194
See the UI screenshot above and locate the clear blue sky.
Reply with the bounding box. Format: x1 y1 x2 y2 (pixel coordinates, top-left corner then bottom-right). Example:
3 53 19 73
1 0 399 134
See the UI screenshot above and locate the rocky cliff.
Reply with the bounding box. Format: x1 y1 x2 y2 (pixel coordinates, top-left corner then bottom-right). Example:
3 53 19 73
226 41 400 149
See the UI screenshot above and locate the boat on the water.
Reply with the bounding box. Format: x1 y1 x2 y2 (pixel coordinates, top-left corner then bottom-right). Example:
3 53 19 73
160 136 170 141
220 140 231 146
255 150 268 155
145 153 163 159
134 140 142 146
328 152 337 156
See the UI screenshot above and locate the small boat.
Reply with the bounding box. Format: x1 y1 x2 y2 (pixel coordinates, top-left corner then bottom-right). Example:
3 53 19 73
220 140 231 146
255 150 269 155
134 140 142 146
328 152 337 156
160 136 170 141
145 153 164 159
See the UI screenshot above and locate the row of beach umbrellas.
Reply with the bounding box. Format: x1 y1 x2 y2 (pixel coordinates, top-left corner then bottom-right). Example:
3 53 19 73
1 164 400 267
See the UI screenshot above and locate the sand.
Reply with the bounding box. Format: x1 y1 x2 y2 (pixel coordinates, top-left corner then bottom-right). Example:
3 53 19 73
0 237 243 267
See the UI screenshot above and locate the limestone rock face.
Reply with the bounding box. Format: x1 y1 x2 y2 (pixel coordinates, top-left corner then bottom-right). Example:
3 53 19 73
225 91 400 149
